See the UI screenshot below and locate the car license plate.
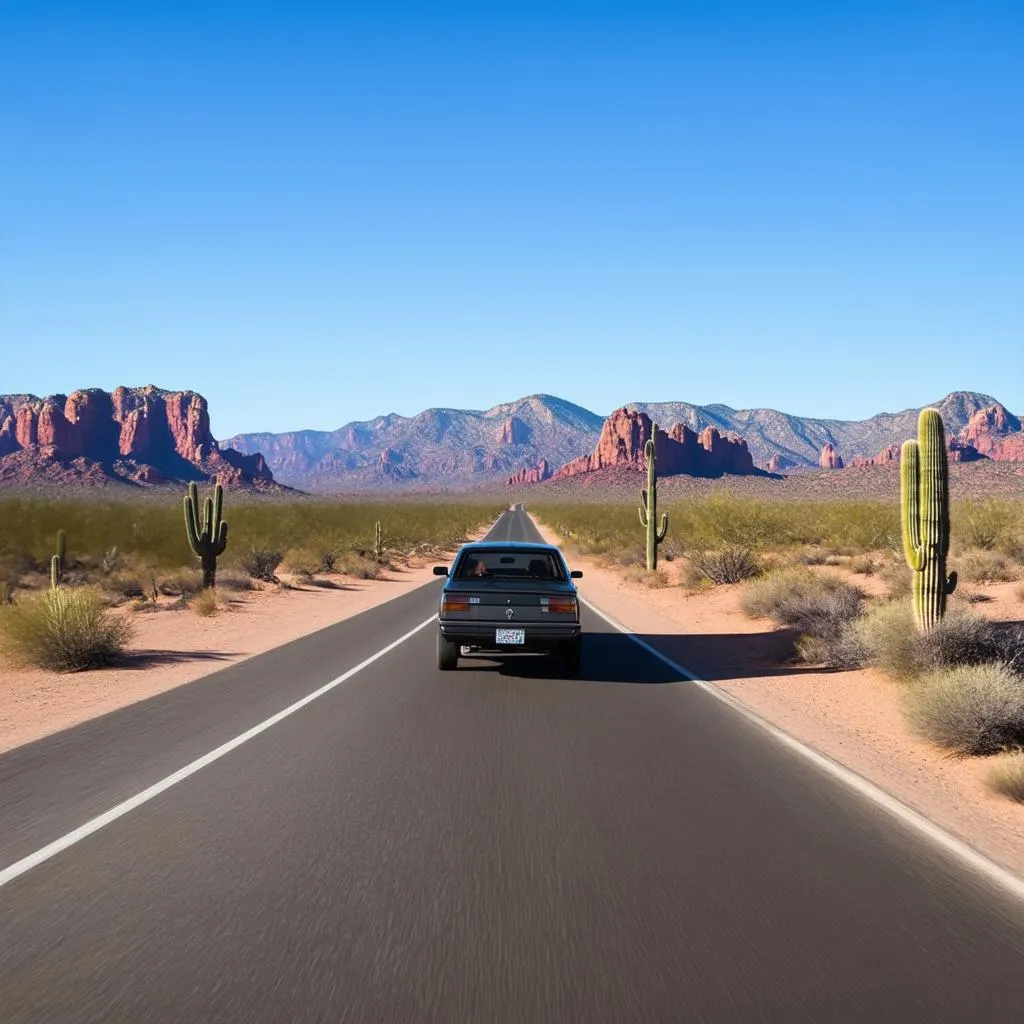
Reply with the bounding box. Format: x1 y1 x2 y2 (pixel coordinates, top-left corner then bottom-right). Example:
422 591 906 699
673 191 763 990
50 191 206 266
495 628 525 645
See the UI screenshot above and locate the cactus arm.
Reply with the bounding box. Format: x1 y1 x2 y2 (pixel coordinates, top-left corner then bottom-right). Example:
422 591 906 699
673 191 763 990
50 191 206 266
184 494 202 554
638 504 649 529
657 513 668 543
900 440 925 572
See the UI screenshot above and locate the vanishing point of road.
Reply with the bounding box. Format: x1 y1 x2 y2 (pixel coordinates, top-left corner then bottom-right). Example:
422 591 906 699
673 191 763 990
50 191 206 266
2 507 1024 1022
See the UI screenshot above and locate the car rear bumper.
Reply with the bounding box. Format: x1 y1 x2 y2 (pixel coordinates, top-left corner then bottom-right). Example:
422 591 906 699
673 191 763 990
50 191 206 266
439 620 581 649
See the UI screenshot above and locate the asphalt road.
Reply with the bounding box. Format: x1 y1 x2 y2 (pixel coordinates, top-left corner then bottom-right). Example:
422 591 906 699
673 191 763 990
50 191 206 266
3 506 1024 1022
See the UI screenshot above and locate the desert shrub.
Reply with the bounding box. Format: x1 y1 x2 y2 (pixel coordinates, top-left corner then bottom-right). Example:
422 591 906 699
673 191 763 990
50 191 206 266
688 546 761 585
243 548 284 582
878 560 913 599
986 753 1024 802
849 555 876 576
105 573 145 601
0 587 134 671
157 569 204 598
283 548 322 582
855 602 1015 681
318 547 338 573
216 570 254 592
337 552 387 580
742 569 858 624
903 662 1024 756
797 546 832 566
189 589 219 617
796 627 869 670
621 565 670 587
955 498 1021 554
956 549 1019 584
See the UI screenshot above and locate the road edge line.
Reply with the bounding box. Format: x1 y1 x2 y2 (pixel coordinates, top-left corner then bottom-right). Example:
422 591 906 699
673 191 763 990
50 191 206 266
0 615 438 891
580 595 1024 905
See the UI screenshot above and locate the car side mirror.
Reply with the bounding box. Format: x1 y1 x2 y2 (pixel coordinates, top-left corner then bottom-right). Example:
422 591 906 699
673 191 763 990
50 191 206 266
570 570 583 579
433 566 449 577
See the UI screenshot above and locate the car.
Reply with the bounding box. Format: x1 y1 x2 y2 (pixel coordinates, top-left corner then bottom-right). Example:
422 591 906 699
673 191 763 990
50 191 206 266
434 541 584 675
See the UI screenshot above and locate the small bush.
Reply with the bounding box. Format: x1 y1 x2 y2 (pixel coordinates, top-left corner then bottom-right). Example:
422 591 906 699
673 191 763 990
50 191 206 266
283 548 322 582
856 602 1016 681
688 546 761 585
878 560 913 599
903 662 1024 756
956 549 1019 584
957 498 1021 553
243 548 284 582
217 571 254 592
796 626 869 670
157 569 204 598
742 569 860 625
105 573 145 601
189 589 219 617
849 555 876 576
797 546 832 566
986 752 1024 803
337 552 387 580
0 587 134 671
622 565 670 587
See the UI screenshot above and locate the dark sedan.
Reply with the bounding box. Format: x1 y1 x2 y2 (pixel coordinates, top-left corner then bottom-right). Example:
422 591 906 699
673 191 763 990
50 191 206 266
434 541 583 675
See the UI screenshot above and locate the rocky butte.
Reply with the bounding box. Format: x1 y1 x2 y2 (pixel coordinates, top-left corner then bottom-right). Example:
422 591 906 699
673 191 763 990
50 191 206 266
519 407 760 484
0 386 277 488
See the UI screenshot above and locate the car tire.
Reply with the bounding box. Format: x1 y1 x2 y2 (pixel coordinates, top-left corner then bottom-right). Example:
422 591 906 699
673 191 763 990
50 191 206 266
437 631 459 671
562 638 582 677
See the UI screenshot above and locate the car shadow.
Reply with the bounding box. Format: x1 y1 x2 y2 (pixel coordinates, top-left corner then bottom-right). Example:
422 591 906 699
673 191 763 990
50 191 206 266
470 626 819 684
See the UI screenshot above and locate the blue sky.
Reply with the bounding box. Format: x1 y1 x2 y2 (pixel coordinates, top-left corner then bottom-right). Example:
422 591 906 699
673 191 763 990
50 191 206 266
2 0 1021 436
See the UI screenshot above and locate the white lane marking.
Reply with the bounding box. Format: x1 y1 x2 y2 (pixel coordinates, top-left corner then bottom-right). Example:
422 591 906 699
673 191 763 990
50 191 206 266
0 615 439 891
579 596 1024 904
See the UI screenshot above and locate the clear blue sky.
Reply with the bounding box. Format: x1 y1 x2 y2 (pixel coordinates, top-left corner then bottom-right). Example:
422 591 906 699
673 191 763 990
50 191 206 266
2 0 1021 436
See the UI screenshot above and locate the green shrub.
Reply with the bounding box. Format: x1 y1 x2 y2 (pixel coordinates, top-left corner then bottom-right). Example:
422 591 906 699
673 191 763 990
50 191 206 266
688 546 761 585
855 602 1016 681
955 498 1021 554
956 549 1019 584
986 752 1024 802
283 548 322 581
105 573 145 601
742 569 861 625
243 548 284 582
0 587 134 671
337 552 387 580
903 662 1024 756
796 626 869 670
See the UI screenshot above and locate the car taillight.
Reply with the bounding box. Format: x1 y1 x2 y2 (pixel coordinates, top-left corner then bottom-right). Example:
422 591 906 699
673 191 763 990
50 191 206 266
547 598 577 614
442 597 471 612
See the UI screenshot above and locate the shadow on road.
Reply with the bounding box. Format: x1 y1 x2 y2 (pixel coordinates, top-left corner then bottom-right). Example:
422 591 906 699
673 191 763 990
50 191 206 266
465 626 821 684
117 649 241 670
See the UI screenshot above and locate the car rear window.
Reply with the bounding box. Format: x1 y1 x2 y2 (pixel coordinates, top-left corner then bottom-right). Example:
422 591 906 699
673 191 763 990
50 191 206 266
454 549 565 581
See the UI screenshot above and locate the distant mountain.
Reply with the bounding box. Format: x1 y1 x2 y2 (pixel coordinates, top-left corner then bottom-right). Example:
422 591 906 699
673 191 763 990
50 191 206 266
222 395 605 491
0 386 279 489
222 389 1022 491
628 391 1011 469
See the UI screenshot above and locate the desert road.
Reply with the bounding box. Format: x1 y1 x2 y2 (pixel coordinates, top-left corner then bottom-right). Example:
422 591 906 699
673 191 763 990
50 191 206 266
2 507 1024 1022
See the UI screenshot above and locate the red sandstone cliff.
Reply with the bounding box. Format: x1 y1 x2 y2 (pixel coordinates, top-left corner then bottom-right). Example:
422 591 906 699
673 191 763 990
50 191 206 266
507 459 551 485
538 407 757 484
819 443 844 469
0 386 277 488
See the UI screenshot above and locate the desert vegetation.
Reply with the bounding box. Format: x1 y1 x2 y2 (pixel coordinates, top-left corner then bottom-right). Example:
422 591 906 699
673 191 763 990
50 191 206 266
0 493 501 669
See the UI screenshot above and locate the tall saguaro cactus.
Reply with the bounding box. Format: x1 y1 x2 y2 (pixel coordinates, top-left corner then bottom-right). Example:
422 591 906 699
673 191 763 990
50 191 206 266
373 521 383 560
50 529 66 589
901 408 957 632
184 481 229 589
638 427 669 571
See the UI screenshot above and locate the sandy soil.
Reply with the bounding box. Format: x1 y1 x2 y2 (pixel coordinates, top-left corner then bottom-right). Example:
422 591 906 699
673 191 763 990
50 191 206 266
538 519 1024 879
0 546 475 754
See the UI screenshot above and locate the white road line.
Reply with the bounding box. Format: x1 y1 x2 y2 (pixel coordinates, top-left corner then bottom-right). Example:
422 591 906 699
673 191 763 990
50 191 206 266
0 615 439 891
580 595 1024 904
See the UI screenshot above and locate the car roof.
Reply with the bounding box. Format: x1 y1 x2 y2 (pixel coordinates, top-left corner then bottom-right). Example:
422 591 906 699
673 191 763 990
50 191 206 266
457 541 561 554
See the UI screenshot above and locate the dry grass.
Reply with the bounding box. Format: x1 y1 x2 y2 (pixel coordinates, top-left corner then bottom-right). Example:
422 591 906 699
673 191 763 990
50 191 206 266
903 662 1024 756
621 565 671 587
189 589 219 617
956 549 1020 584
0 587 134 672
688 546 762 585
986 752 1024 803
849 555 877 575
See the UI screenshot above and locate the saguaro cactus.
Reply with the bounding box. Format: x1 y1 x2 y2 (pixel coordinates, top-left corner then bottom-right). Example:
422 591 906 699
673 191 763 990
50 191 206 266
50 529 66 589
638 427 669 571
184 481 229 589
373 521 383 560
901 408 957 632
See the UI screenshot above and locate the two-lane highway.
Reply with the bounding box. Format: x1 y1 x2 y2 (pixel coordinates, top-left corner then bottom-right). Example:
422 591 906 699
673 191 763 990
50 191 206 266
2 507 1024 1022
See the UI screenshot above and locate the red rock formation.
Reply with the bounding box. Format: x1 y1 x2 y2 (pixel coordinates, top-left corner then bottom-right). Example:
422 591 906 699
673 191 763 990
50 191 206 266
766 452 797 473
947 439 984 463
545 407 757 483
959 403 1022 457
507 459 550 486
991 434 1024 460
819 443 844 469
497 416 530 445
0 386 277 488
